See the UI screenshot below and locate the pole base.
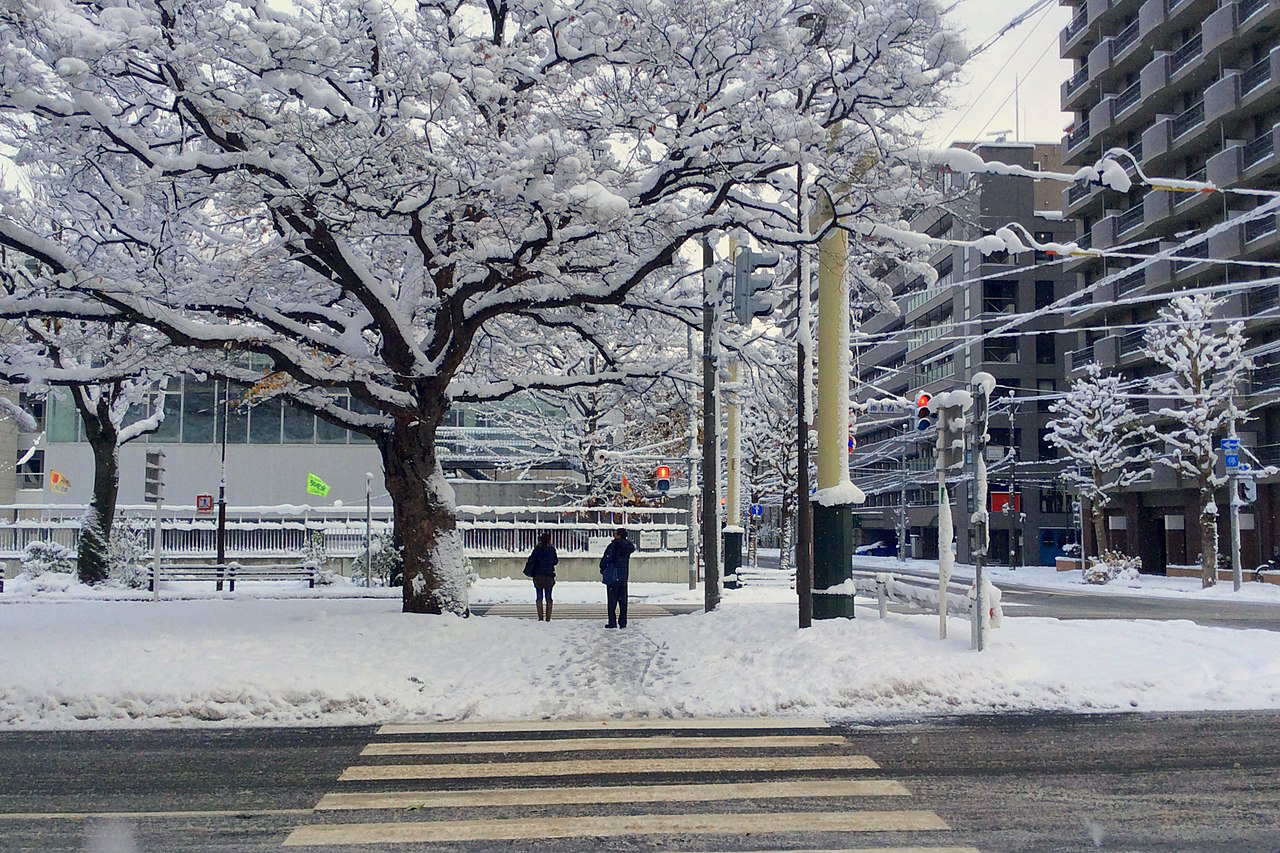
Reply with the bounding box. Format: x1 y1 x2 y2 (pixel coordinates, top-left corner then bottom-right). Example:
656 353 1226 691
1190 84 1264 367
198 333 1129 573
813 503 855 619
723 531 743 589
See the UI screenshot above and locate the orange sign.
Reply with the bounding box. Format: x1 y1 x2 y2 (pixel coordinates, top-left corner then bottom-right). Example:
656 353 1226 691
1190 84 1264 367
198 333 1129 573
48 470 70 494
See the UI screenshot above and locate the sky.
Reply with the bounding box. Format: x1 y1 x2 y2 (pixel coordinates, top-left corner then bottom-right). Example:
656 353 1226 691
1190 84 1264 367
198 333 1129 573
924 1 1075 148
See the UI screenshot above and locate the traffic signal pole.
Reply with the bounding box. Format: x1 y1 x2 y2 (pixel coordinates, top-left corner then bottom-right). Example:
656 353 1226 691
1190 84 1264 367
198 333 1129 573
1228 409 1242 592
795 164 813 629
724 358 743 588
701 238 721 613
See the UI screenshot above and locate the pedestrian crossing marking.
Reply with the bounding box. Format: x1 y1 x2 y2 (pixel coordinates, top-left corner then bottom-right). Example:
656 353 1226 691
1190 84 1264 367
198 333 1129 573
377 716 829 735
282 809 950 846
315 779 910 811
340 754 879 781
362 733 848 756
689 849 982 853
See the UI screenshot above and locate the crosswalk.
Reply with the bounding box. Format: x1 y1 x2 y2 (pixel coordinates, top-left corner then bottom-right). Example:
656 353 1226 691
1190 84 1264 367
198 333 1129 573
282 718 978 851
469 602 701 619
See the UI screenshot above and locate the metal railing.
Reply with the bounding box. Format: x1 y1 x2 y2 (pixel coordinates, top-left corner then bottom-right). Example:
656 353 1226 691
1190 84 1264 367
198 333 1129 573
1170 34 1202 74
1242 0 1270 22
1069 345 1095 368
1245 130 1275 167
1171 101 1204 139
1116 80 1142 114
1065 10 1088 41
1174 167 1207 206
1245 213 1278 243
906 319 955 352
1117 203 1146 234
1250 282 1280 313
1243 54 1272 95
1172 241 1208 270
1251 362 1280 395
1066 66 1089 95
1068 181 1094 205
1119 328 1145 355
1067 119 1091 150
1117 268 1147 295
1112 20 1139 55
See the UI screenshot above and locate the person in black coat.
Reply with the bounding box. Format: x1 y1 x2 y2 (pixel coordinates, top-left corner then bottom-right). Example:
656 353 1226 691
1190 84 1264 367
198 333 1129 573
599 528 635 628
524 533 558 621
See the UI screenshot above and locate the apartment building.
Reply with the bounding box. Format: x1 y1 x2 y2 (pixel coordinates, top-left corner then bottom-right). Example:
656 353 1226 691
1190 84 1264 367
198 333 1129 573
1059 0 1280 572
851 141 1076 567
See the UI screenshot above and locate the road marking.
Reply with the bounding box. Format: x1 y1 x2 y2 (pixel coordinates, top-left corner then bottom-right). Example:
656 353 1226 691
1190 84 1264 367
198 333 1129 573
0 808 313 822
362 734 848 755
282 809 949 846
315 778 909 810
377 717 829 735
341 754 878 781
688 849 981 853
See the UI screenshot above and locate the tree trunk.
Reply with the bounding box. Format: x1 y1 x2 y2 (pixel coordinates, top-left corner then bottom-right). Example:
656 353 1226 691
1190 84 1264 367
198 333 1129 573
778 494 794 570
78 421 119 585
378 412 469 615
1199 483 1218 589
1090 504 1108 561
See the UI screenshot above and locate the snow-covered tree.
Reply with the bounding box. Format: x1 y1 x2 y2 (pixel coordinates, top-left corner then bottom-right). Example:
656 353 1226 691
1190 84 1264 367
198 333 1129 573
0 303 176 584
0 0 964 613
1046 363 1147 561
741 342 800 567
1144 294 1252 588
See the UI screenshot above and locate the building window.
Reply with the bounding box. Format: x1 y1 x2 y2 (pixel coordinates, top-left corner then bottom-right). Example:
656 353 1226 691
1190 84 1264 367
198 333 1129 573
1037 429 1059 460
983 336 1018 364
1038 379 1056 413
1036 334 1056 365
1035 280 1055 309
282 403 316 444
15 448 44 490
17 393 44 432
182 379 217 444
982 280 1017 314
1040 485 1069 514
248 399 283 444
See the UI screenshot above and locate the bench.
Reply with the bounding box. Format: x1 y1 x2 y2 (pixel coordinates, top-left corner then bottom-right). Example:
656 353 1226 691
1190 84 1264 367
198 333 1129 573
148 562 317 592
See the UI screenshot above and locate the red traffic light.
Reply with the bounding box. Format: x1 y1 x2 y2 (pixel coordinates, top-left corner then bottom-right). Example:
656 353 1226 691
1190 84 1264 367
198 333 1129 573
655 465 671 479
916 393 932 409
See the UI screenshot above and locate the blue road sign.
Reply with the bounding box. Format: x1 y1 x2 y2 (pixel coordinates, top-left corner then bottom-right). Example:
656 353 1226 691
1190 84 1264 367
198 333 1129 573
1225 453 1240 469
749 503 763 517
1221 438 1240 451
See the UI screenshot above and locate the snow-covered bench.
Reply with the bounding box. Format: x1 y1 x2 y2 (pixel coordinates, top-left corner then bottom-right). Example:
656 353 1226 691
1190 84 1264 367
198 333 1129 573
148 562 317 592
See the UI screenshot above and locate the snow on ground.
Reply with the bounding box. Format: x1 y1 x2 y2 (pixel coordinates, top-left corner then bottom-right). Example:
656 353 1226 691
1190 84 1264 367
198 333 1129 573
1 595 1278 730
857 556 1280 604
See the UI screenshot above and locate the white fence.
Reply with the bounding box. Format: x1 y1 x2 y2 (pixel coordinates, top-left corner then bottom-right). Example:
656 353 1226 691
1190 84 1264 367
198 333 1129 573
0 504 690 560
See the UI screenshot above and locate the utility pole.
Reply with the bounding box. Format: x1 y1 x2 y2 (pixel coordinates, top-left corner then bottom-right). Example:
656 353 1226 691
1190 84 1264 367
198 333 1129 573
687 324 699 590
724 235 742 589
897 424 908 563
365 472 373 588
796 163 813 629
216 385 229 591
702 238 721 613
1007 399 1019 570
1228 409 1243 592
935 403 958 640
971 377 991 652
810 184 855 620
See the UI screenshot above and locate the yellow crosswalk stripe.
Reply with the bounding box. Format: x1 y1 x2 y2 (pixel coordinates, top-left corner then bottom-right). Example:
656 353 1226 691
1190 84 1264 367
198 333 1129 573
361 734 848 755
315 779 910 811
282 809 950 846
340 754 879 781
377 717 829 735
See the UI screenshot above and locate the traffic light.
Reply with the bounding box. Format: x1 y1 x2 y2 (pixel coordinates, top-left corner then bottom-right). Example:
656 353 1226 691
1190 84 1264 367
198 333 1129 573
936 404 965 470
655 465 671 493
915 392 933 432
144 448 165 504
732 247 782 323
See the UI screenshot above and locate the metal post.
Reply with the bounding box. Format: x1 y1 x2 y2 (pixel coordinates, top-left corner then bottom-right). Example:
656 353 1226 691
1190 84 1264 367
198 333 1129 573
687 324 699 590
1229 413 1242 592
365 472 373 588
796 164 813 629
1008 399 1018 570
216 383 228 590
724 358 742 589
702 238 721 613
152 495 162 601
971 380 990 651
897 424 908 563
936 407 950 640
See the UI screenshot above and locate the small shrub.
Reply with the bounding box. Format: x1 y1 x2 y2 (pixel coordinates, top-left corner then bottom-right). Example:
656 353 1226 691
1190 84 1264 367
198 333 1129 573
352 531 400 587
1084 550 1141 584
107 518 151 589
20 540 73 577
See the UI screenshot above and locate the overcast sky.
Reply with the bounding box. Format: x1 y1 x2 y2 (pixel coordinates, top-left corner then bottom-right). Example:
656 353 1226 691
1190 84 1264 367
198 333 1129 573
924 1 1074 147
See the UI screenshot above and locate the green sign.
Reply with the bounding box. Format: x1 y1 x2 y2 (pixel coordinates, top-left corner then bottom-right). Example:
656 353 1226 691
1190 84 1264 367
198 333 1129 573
306 472 331 497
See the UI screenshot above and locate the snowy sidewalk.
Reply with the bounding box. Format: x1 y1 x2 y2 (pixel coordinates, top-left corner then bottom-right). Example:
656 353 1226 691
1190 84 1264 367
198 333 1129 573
3 597 1280 729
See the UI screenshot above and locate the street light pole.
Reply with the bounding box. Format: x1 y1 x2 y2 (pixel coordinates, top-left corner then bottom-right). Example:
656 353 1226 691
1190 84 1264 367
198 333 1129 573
702 238 721 613
216 383 229 591
365 472 373 588
796 164 813 629
687 324 699 590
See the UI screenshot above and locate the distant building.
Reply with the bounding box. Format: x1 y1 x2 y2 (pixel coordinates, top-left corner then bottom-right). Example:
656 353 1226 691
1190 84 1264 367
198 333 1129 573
1058 0 1280 572
852 141 1076 566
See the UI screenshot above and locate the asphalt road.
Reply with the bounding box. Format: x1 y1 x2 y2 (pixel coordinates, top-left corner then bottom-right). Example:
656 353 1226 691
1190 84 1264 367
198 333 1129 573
1 712 1277 852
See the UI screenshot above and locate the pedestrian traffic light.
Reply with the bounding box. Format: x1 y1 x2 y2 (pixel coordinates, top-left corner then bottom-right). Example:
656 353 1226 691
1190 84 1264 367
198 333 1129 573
655 465 671 492
144 448 165 504
915 392 933 432
936 404 965 470
732 247 782 323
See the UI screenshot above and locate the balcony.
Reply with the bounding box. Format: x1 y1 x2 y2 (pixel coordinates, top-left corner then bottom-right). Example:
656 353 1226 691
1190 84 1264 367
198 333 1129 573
1244 130 1274 169
1119 328 1146 356
1245 213 1278 244
1172 167 1207 207
1249 281 1280 314
1068 181 1095 205
1241 0 1270 22
1062 10 1091 59
1116 267 1147 295
1067 119 1092 153
1170 33 1202 76
1251 362 1280 396
1202 2 1239 57
1170 101 1204 140
1116 202 1145 235
1243 55 1272 96
1115 79 1142 116
1069 345 1096 371
1172 240 1208 271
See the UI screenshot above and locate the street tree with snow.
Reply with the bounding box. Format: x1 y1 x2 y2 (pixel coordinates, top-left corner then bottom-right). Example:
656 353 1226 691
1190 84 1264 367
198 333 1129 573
1144 294 1252 588
0 0 964 613
1046 362 1147 561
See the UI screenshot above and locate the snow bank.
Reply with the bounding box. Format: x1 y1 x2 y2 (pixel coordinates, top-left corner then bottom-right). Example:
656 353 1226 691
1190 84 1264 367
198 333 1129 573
1 598 1278 729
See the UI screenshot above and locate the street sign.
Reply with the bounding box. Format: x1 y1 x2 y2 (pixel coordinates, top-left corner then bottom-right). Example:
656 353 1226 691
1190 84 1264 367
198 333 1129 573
749 503 764 517
638 530 663 550
48 470 70 494
665 529 688 550
1238 462 1252 472
1225 453 1240 470
306 472 331 497
196 494 214 515
1241 479 1258 504
1221 438 1241 451
144 449 165 503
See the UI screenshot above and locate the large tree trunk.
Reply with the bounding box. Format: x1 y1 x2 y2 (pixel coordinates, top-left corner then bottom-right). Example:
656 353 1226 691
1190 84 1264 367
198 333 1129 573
78 419 119 585
1089 469 1108 560
778 492 794 570
378 413 469 615
1199 483 1218 589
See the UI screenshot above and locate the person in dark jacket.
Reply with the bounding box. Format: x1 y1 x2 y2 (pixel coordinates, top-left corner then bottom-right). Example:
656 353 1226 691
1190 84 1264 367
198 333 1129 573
599 528 636 628
524 533 558 621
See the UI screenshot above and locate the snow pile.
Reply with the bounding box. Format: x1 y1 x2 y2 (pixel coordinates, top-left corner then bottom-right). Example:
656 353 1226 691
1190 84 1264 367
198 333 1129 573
1084 551 1143 585
2 599 1279 729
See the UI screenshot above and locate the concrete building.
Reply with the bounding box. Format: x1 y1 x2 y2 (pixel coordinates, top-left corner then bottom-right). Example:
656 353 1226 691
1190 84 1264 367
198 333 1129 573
851 141 1077 567
1058 0 1280 573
